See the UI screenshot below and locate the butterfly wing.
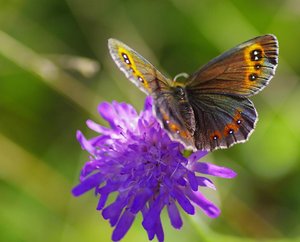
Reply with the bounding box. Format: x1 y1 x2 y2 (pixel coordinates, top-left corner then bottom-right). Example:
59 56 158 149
154 87 196 150
185 34 278 151
187 93 257 151
186 34 278 97
108 38 195 149
108 38 172 95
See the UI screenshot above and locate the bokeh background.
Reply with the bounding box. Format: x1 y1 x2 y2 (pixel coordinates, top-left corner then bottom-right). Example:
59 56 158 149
1 0 300 241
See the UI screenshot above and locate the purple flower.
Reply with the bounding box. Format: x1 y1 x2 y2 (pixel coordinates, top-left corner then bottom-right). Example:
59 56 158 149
72 96 236 241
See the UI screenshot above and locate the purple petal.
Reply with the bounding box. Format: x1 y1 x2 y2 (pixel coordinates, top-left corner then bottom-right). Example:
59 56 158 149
142 197 164 230
112 209 135 241
177 177 187 186
188 150 208 163
197 177 216 190
130 189 152 214
98 102 117 128
187 171 198 191
72 172 103 196
113 101 137 120
80 161 100 180
154 218 164 242
144 96 153 112
167 202 183 229
172 189 195 215
102 199 125 226
76 130 95 154
86 119 110 134
96 193 108 210
141 207 155 241
187 190 220 218
194 162 237 179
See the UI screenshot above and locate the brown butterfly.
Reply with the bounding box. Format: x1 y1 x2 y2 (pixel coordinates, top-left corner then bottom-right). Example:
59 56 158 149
108 35 278 151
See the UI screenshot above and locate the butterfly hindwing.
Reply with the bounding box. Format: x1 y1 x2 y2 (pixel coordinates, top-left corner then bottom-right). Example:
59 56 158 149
154 87 196 149
187 93 257 151
186 34 278 97
108 38 172 95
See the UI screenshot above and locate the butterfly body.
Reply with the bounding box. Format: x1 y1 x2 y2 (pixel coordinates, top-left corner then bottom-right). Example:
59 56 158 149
108 35 278 151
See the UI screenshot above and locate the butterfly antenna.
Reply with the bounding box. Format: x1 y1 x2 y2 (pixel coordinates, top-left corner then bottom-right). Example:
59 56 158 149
173 72 189 82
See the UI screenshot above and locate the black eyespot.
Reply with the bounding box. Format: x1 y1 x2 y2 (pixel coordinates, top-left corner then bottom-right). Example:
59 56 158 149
249 73 258 81
137 76 144 83
236 119 242 125
250 49 263 61
228 129 234 135
213 135 219 140
255 64 261 70
121 52 131 65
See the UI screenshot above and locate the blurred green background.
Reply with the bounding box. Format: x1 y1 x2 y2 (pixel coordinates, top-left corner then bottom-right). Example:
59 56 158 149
1 0 300 241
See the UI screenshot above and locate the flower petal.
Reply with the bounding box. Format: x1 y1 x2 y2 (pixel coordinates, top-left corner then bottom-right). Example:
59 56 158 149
112 209 135 241
187 190 220 218
167 202 183 229
97 193 108 210
197 177 216 190
194 162 237 179
188 150 208 163
76 130 95 154
142 197 164 231
187 171 198 191
102 198 125 226
172 189 195 215
143 96 153 112
98 102 117 129
86 119 110 134
72 172 103 196
130 189 152 214
154 218 164 242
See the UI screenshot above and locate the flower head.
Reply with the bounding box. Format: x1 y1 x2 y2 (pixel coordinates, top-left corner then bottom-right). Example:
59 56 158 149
72 96 236 241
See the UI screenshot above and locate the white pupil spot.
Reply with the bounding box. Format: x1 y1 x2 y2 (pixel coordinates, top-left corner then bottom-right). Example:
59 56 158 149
122 53 131 64
237 120 241 124
176 130 180 134
166 120 170 124
138 76 144 82
253 50 259 55
213 136 218 140
229 129 234 134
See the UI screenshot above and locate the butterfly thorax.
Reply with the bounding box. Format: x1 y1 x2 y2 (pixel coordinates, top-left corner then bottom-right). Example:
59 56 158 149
173 86 185 101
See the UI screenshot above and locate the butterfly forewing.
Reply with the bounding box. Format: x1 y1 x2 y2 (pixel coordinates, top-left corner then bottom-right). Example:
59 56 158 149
108 38 172 95
186 34 278 97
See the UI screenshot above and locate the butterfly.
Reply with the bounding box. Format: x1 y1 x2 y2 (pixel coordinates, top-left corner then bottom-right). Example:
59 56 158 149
108 35 278 151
